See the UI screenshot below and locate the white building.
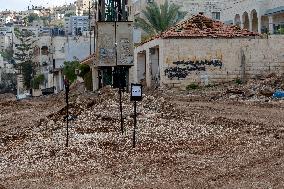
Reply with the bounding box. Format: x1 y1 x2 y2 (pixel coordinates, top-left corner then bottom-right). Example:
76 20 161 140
64 16 89 36
221 0 284 34
0 27 13 51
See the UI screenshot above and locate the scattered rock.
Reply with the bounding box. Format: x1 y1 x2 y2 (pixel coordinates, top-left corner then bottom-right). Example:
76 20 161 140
260 87 274 97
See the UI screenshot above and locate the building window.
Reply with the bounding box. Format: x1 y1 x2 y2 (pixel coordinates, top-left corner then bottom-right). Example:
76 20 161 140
212 12 220 20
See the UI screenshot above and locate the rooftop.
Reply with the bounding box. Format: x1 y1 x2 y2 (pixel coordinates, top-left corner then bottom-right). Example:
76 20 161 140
141 14 260 44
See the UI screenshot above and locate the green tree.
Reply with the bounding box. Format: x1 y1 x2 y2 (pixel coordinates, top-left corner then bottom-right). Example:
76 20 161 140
40 16 49 26
65 12 75 17
135 0 186 36
63 60 80 83
0 47 14 63
31 74 45 89
27 13 40 23
13 28 37 89
0 72 17 94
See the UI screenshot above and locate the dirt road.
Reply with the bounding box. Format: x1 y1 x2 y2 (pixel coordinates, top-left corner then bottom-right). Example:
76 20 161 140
1 87 284 188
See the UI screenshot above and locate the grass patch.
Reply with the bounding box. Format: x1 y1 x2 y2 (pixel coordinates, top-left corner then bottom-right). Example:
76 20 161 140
186 83 199 90
235 78 242 85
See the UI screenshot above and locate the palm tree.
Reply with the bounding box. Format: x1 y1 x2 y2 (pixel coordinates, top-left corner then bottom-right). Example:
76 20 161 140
135 0 186 36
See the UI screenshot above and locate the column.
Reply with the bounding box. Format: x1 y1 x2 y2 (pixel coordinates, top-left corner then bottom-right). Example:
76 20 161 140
258 16 262 33
240 16 244 29
58 70 63 91
269 16 274 34
91 65 99 91
249 14 253 31
145 48 151 87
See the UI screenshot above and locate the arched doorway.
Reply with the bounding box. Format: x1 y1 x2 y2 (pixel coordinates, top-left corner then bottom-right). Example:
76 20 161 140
261 16 269 34
242 12 249 30
234 14 241 27
251 9 258 32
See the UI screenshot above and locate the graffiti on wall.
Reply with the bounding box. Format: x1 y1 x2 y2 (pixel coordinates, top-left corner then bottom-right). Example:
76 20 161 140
118 38 133 64
99 48 115 64
165 58 223 79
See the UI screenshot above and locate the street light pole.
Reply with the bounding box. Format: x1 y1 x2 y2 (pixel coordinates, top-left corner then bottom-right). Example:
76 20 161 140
89 1 92 55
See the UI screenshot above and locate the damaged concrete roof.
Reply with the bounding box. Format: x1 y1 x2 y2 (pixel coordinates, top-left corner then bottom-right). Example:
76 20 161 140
140 14 260 45
80 53 96 65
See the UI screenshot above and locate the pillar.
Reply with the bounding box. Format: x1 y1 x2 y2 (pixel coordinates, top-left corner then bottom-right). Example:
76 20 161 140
249 14 253 31
240 16 244 29
258 16 262 33
91 65 99 91
269 16 274 34
58 70 63 91
145 48 151 87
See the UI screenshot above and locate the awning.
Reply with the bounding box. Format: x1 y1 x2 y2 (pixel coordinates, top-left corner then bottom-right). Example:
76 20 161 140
264 6 284 16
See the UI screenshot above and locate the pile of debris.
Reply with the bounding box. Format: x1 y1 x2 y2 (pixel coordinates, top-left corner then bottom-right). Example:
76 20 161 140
194 73 284 101
1 86 202 187
140 14 260 45
161 14 259 39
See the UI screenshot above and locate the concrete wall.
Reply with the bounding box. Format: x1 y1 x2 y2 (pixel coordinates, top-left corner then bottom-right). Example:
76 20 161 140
133 36 284 89
160 36 284 88
65 36 94 61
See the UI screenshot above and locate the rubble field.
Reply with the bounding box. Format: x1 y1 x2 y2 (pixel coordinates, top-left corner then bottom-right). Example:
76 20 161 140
1 76 284 188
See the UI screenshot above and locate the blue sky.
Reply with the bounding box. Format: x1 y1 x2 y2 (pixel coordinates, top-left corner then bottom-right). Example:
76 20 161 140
0 0 75 11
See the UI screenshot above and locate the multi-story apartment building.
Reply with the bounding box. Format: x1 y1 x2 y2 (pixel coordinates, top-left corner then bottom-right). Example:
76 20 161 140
0 27 13 51
64 16 89 36
221 0 284 34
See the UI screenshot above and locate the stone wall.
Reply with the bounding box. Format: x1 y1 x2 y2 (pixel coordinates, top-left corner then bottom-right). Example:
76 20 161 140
159 36 284 88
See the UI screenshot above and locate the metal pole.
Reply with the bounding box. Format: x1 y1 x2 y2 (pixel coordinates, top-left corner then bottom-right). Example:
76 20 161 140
89 1 92 55
133 100 137 148
119 86 123 134
93 25 96 53
66 88 69 147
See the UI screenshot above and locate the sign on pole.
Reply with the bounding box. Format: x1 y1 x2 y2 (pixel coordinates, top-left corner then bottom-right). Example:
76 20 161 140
130 83 142 148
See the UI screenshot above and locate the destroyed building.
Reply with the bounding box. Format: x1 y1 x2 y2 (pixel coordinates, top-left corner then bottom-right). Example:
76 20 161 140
131 15 284 89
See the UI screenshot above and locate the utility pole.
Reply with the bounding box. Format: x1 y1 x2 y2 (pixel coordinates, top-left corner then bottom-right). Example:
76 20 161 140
89 0 92 55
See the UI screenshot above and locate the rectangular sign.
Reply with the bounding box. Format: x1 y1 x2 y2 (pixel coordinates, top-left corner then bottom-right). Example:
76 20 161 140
131 83 142 101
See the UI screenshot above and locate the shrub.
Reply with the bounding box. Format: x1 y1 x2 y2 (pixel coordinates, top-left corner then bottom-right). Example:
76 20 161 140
186 83 199 90
32 74 45 89
235 78 242 85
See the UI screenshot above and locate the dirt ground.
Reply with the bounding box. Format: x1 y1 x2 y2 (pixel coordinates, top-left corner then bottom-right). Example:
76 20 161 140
1 82 284 189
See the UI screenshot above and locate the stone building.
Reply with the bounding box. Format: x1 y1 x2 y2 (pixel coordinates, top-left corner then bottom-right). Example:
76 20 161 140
131 15 284 89
221 0 284 34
